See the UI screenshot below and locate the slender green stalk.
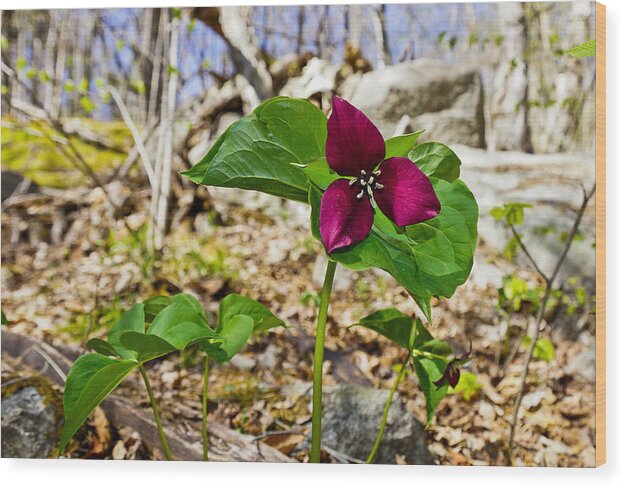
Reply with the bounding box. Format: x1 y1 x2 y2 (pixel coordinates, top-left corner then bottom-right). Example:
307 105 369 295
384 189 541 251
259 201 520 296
366 351 410 464
138 364 173 461
310 259 337 463
202 354 210 461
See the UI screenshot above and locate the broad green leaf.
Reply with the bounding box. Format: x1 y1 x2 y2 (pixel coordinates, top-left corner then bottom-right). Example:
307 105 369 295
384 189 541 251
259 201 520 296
218 294 286 333
107 304 145 360
296 157 340 190
385 130 424 158
119 331 177 363
85 338 120 357
150 321 219 351
565 39 595 57
201 314 255 363
418 339 453 357
60 354 137 453
182 97 327 203
147 293 209 337
354 308 414 349
143 296 173 323
413 355 448 426
407 142 461 182
309 177 478 319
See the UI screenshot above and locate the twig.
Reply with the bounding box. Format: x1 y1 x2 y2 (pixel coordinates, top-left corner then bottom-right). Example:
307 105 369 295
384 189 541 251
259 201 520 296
510 224 549 283
106 85 157 188
506 183 596 464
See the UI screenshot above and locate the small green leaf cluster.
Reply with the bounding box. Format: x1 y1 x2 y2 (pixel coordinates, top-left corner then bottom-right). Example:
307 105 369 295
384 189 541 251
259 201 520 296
490 202 533 226
60 293 285 455
354 307 469 425
521 336 556 363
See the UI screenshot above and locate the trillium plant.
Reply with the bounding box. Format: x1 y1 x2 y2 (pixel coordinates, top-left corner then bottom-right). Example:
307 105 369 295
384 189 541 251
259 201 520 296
184 95 479 463
60 95 477 463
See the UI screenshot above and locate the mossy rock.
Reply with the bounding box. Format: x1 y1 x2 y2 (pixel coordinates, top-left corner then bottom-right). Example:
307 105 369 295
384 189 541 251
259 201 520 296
1 374 64 458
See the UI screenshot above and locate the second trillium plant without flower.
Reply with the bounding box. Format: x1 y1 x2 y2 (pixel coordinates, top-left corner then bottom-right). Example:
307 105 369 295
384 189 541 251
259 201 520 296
184 95 478 463
60 95 478 463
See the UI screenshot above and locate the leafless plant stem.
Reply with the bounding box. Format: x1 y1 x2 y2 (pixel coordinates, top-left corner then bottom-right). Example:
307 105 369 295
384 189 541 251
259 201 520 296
506 184 596 464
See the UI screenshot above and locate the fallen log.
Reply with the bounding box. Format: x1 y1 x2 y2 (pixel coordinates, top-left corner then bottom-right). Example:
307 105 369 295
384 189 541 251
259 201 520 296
1 330 292 462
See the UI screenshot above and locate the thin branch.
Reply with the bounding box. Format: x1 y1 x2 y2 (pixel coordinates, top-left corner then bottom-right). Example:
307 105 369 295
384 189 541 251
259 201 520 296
510 223 549 283
507 183 596 464
107 85 156 188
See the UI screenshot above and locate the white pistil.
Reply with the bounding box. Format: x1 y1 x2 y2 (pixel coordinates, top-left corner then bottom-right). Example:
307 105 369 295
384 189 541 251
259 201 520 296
360 170 367 176
375 183 384 189
373 170 381 176
368 176 374 185
349 178 357 186
356 190 364 199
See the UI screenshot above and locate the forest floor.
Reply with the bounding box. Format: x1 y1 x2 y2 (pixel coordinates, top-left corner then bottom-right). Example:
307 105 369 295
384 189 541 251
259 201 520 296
0 178 597 466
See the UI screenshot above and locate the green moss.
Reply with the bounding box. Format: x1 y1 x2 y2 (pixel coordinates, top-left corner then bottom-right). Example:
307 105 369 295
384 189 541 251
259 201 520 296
1 118 132 188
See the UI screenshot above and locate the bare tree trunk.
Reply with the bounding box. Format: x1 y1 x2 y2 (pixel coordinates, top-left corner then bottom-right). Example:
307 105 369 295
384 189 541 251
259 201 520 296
51 10 70 119
490 2 532 152
154 9 180 250
296 6 306 55
372 5 390 68
194 6 274 101
43 11 58 115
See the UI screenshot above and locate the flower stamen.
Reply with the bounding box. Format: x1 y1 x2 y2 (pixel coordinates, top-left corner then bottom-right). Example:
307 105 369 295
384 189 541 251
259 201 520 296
356 189 364 199
349 178 358 186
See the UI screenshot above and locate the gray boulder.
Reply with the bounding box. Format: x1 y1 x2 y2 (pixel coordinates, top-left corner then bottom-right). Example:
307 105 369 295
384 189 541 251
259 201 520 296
1 377 63 458
322 385 433 464
339 59 485 148
278 383 432 464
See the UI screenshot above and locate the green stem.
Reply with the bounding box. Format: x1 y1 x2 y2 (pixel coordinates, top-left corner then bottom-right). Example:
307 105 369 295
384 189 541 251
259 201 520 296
367 351 410 464
367 319 416 464
139 364 173 461
202 354 210 461
310 258 337 463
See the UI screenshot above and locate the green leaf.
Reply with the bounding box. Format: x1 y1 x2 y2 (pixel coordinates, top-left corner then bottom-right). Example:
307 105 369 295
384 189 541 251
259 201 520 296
143 296 173 323
419 339 453 356
354 308 414 349
1 309 8 325
296 157 340 190
60 354 137 453
147 293 209 337
491 202 533 225
150 321 218 351
119 332 177 362
201 314 255 363
218 294 286 333
407 142 461 182
85 338 120 357
385 130 424 158
310 177 478 318
413 355 448 425
450 371 482 401
182 97 327 203
522 336 555 362
107 304 145 360
565 39 595 58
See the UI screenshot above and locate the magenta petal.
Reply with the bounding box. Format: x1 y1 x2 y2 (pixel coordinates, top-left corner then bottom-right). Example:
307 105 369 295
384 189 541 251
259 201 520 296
375 157 441 226
319 179 374 253
326 96 385 176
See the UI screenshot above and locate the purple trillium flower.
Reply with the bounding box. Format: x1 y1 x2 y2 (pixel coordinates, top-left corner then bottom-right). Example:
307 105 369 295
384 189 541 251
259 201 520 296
433 341 472 389
319 96 441 254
